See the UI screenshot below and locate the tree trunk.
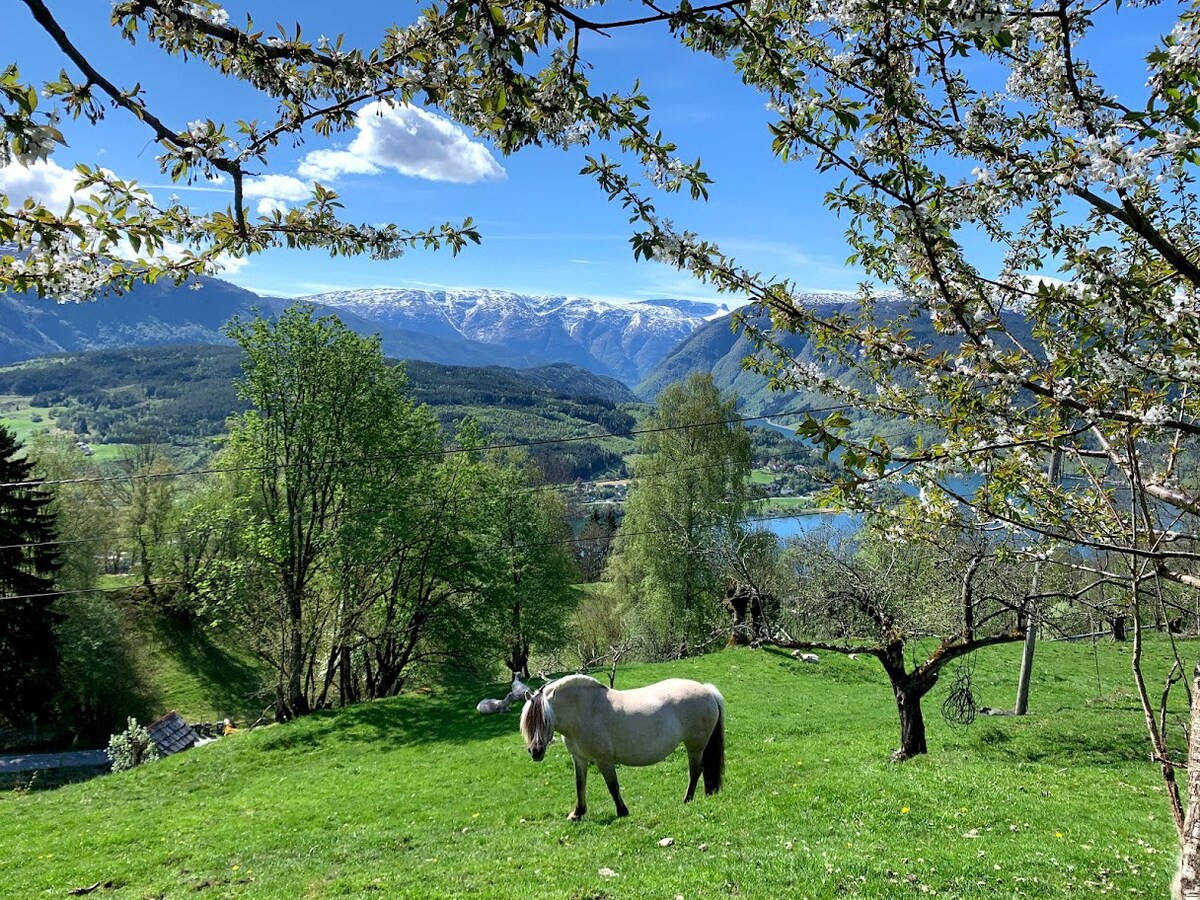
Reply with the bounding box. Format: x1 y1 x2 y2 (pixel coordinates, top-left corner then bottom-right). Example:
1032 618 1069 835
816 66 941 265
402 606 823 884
890 681 929 761
285 587 309 717
881 650 935 761
1014 617 1037 714
338 644 356 706
1015 449 1059 714
1174 661 1200 899
506 640 530 680
725 584 753 647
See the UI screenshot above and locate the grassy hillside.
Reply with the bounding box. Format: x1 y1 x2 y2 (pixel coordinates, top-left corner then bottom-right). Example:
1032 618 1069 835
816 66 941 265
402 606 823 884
0 346 646 480
2 639 1184 898
124 604 269 727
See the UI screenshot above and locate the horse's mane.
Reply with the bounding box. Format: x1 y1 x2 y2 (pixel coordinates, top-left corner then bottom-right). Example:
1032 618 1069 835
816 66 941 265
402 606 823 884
551 674 604 692
521 675 603 744
520 689 552 744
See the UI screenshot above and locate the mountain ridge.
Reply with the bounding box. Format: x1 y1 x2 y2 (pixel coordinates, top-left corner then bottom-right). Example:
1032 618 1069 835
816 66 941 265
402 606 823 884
0 278 725 384
304 287 715 384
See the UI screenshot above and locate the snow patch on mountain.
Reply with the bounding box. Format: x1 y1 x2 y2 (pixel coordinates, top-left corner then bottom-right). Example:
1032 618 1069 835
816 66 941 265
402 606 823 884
302 287 711 384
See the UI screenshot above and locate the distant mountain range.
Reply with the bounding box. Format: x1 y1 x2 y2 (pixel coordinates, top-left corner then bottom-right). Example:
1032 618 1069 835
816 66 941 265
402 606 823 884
635 292 1038 428
8 269 965 416
636 294 864 410
0 278 728 385
306 288 726 384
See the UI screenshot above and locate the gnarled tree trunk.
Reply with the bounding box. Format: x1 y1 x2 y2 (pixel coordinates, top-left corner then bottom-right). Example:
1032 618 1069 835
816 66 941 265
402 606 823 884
879 644 937 761
1173 661 1200 899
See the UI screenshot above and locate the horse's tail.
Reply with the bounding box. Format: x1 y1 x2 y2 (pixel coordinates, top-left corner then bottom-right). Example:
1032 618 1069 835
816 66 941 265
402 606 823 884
701 684 725 796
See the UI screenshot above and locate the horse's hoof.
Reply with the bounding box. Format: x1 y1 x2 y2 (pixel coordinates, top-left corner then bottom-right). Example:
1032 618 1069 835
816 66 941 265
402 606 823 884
616 807 630 818
568 811 585 821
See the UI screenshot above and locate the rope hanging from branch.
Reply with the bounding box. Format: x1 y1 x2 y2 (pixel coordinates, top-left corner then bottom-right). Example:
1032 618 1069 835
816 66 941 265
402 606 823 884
940 654 978 727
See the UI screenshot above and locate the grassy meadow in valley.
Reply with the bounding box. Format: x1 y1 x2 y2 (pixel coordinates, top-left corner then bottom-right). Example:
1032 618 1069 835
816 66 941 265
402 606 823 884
2 639 1183 898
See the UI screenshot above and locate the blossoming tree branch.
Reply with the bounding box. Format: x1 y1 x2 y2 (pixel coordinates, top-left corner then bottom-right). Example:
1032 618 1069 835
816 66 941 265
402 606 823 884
5 0 1200 883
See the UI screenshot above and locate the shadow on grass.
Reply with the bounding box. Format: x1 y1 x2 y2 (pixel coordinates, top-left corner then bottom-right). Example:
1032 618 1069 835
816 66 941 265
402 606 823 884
243 680 526 754
967 712 1153 766
148 614 269 719
323 682 524 748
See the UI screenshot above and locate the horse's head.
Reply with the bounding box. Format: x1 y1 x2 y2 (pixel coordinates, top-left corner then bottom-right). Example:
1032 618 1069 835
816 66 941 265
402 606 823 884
519 688 554 762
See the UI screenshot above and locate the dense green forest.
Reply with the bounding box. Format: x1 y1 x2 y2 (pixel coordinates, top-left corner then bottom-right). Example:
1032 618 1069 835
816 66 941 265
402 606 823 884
0 346 645 480
0 344 833 484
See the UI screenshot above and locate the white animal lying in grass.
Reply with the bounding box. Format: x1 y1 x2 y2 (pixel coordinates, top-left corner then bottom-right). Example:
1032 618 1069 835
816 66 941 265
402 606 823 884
476 677 533 714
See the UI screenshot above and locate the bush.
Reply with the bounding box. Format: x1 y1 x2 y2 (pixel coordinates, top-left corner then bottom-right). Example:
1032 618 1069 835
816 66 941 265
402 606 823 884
106 717 160 772
54 597 150 743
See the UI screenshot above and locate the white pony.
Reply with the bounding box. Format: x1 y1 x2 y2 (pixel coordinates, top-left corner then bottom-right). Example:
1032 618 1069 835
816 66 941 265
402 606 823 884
519 674 725 819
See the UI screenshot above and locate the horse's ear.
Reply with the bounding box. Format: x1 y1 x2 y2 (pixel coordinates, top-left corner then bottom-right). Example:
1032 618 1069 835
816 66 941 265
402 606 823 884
524 690 534 701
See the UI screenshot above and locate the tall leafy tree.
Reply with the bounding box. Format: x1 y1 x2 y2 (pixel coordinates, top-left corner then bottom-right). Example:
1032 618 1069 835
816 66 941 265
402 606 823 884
481 455 580 678
27 436 140 738
109 445 177 604
27 434 109 593
223 305 419 718
315 389 467 705
607 373 751 655
575 504 619 583
0 426 62 724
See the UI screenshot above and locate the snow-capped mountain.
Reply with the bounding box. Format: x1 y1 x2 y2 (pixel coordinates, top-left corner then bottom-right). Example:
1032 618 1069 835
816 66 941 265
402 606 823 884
303 288 722 385
0 272 727 382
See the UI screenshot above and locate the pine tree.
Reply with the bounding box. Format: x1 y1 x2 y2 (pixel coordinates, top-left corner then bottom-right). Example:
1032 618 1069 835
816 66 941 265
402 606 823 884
0 426 63 724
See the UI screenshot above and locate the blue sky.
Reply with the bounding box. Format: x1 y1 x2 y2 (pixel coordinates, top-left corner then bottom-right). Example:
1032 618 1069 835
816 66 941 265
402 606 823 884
1 2 1180 304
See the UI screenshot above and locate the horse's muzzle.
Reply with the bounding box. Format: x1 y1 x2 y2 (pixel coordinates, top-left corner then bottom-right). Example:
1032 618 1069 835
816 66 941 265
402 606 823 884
529 745 546 762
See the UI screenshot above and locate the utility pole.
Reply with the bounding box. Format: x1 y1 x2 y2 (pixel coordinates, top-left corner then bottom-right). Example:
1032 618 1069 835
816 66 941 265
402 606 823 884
1014 448 1061 715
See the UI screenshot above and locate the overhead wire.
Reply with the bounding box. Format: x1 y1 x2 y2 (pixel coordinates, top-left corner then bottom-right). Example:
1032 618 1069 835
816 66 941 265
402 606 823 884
0 452 835 554
0 507 833 603
0 402 852 490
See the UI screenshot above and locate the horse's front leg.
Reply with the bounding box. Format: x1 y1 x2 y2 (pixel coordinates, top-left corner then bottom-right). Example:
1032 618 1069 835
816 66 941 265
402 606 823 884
569 754 588 821
596 761 630 817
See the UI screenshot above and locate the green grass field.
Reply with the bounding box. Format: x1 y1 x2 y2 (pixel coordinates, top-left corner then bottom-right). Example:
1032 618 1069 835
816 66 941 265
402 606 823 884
0 396 59 445
755 496 823 511
126 605 270 726
0 397 134 462
2 640 1185 898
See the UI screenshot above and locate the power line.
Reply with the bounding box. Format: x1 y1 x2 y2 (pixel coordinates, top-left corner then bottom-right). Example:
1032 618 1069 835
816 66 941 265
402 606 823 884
0 403 849 491
0 581 186 602
0 508 827 603
0 452 835 554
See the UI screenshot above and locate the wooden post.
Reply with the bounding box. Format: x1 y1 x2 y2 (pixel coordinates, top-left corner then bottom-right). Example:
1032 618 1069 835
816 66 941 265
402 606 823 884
1014 448 1061 715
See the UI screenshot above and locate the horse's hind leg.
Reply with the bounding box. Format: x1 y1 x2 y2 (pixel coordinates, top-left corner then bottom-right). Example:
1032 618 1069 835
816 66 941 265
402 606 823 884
596 761 629 817
569 754 588 821
684 747 703 803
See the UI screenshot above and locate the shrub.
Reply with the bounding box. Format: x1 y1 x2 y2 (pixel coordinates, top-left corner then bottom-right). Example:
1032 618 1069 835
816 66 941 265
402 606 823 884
106 717 160 772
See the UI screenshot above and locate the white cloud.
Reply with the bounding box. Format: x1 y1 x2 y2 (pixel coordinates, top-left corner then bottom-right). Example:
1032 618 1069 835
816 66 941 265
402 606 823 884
297 148 379 182
242 173 312 201
297 101 504 184
0 159 80 212
213 254 249 275
255 197 289 217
